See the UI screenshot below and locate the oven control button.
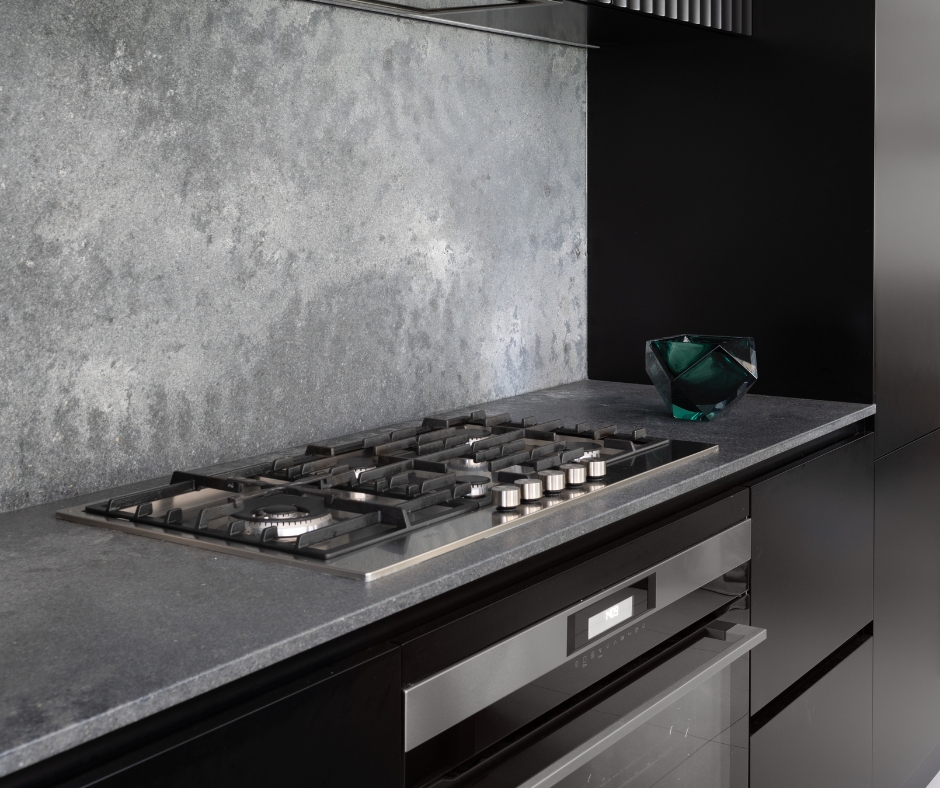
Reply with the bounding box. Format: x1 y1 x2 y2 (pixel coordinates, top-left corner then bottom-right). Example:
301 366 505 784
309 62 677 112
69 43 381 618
538 469 566 494
583 458 607 479
514 478 543 502
560 463 587 487
491 484 521 510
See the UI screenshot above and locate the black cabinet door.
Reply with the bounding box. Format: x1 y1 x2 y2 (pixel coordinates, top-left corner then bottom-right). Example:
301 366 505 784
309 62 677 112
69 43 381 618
749 434 874 713
874 430 940 788
84 644 401 788
750 637 872 788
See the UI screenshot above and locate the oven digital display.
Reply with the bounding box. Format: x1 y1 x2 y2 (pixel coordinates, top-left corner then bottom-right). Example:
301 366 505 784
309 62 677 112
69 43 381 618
588 596 634 639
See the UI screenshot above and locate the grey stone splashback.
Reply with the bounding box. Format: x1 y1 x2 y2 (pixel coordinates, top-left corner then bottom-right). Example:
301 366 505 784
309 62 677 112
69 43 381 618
0 0 587 513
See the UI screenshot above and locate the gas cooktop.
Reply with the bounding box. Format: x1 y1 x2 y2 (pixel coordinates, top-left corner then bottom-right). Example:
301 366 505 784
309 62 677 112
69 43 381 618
57 410 717 580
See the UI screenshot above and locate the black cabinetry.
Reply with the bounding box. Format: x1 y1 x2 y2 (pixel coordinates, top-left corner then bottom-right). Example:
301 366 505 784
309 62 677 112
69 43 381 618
874 431 940 788
98 645 400 788
750 636 872 788
744 434 874 787
874 0 940 457
871 0 940 783
747 434 874 713
5 643 401 788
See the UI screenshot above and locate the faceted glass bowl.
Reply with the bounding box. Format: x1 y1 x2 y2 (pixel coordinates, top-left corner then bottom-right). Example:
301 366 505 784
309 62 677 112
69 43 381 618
645 335 757 421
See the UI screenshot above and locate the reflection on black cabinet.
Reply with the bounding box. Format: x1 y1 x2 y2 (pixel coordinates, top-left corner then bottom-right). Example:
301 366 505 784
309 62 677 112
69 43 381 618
750 637 872 788
874 431 940 788
874 0 940 458
748 434 874 713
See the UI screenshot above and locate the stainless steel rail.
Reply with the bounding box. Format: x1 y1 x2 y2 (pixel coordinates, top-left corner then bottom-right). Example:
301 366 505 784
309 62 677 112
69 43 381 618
403 519 751 752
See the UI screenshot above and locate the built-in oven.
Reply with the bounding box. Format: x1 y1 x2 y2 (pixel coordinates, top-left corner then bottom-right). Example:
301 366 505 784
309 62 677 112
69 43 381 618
401 516 763 788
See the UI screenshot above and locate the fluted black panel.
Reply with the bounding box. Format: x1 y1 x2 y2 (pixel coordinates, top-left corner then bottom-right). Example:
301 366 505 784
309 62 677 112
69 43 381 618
591 0 751 35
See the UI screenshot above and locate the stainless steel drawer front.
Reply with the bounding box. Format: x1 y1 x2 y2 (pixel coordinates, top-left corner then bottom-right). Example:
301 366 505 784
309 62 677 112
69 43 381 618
403 519 751 752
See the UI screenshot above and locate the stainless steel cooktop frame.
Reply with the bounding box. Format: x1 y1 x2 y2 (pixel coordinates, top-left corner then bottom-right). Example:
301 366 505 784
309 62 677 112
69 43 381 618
57 440 717 581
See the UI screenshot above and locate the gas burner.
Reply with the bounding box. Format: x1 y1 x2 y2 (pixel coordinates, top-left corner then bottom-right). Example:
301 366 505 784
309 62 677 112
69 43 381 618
457 475 490 498
459 427 490 445
233 495 333 538
563 441 603 459
447 456 489 471
345 458 377 479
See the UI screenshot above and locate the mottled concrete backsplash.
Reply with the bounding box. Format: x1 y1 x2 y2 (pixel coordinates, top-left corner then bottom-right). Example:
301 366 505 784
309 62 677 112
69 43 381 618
0 0 587 513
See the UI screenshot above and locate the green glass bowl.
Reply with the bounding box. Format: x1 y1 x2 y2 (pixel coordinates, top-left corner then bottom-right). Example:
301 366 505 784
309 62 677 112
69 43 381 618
645 335 757 421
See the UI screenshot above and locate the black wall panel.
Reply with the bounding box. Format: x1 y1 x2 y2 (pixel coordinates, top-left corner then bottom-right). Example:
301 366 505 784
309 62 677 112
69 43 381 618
874 431 940 788
587 0 875 405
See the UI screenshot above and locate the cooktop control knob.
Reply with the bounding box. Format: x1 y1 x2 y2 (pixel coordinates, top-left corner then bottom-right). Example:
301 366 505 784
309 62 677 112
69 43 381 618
538 469 566 494
560 463 587 487
584 458 607 479
491 484 521 510
514 478 543 502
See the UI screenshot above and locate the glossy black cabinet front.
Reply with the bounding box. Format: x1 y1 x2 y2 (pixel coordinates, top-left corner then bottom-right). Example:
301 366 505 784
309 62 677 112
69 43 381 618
874 0 940 459
874 430 940 788
68 644 401 788
748 435 874 714
750 637 872 788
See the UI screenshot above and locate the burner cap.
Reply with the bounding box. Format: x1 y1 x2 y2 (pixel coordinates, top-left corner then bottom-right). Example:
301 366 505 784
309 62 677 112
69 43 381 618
234 494 333 538
457 475 490 498
255 504 309 520
563 441 602 459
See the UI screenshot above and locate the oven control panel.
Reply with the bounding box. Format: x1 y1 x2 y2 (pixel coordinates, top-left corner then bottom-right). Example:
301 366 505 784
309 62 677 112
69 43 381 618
566 574 656 654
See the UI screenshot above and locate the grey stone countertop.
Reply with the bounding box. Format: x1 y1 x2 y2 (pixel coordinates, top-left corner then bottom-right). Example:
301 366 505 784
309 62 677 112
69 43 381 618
0 381 875 779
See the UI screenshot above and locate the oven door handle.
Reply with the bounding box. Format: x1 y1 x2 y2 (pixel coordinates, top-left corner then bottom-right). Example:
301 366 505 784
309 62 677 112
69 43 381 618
512 623 766 788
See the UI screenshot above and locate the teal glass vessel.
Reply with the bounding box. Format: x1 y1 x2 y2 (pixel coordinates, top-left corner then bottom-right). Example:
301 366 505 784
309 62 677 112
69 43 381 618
645 335 757 421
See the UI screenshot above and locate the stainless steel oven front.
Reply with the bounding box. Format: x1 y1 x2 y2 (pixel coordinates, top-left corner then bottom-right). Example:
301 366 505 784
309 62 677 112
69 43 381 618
403 519 764 788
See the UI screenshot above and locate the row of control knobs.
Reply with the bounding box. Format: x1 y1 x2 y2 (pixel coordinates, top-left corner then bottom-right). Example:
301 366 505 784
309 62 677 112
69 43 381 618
491 459 607 510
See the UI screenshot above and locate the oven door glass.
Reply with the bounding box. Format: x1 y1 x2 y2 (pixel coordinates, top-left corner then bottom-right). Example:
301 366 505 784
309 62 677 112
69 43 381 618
551 652 750 787
447 622 763 788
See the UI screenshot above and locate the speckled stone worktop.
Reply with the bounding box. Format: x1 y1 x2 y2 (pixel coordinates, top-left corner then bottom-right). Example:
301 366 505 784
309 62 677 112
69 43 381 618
0 381 875 779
